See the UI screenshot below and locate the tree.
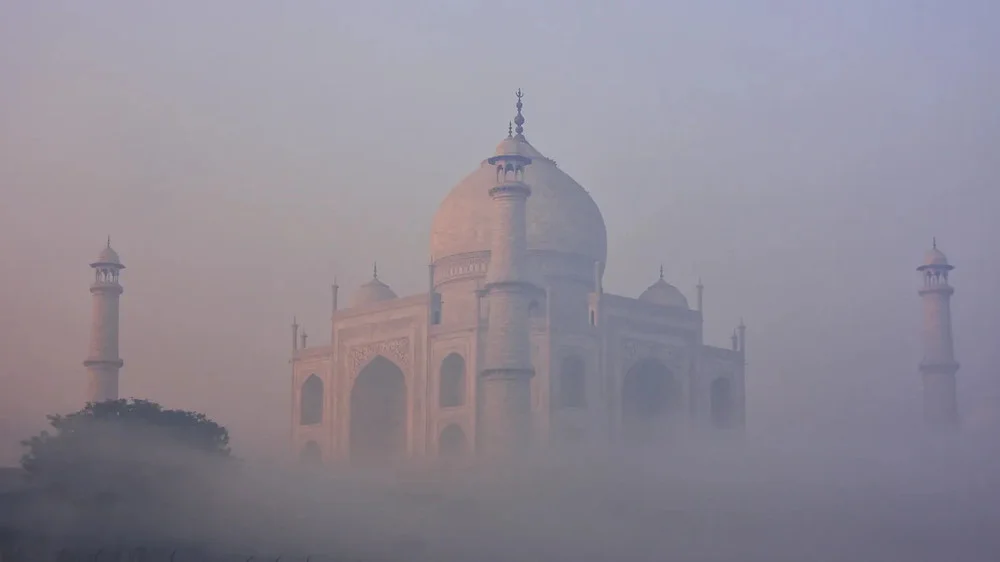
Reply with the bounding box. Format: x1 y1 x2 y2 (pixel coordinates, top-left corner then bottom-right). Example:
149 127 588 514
21 398 230 473
18 399 232 542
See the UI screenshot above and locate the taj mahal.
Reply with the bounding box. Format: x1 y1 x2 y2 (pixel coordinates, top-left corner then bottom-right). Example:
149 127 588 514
289 92 749 466
80 92 963 468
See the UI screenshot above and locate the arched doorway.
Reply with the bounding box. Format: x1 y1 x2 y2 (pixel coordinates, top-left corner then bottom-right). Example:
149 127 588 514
300 374 323 425
300 441 322 466
350 355 407 466
439 353 466 408
439 424 467 459
621 358 680 443
556 354 586 409
710 377 734 429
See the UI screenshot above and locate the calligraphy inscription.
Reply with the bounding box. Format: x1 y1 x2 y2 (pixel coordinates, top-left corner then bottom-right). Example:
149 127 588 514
349 337 410 375
622 339 685 369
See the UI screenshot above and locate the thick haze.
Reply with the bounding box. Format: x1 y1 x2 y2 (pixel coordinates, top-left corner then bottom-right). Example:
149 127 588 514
1 1 999 463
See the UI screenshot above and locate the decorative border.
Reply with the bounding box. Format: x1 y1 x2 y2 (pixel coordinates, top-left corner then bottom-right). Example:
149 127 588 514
621 339 685 369
348 336 410 375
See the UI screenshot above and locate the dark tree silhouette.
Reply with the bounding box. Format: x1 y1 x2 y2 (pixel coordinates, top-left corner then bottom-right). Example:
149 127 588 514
21 399 229 475
17 399 232 542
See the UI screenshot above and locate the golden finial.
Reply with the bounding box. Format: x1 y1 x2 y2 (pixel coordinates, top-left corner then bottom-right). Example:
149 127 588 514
513 89 525 138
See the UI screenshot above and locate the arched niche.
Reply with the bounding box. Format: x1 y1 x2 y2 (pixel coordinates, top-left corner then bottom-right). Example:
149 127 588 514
439 353 466 408
350 355 407 466
439 424 467 459
556 354 586 409
300 374 323 425
300 440 322 466
528 300 541 319
710 377 735 429
621 358 681 443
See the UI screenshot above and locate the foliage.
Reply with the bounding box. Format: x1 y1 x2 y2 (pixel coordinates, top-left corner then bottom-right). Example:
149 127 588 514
21 399 229 474
17 399 231 538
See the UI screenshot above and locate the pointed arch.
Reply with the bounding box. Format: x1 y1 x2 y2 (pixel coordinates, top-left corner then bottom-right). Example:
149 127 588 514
439 424 467 458
556 354 586 409
710 377 734 429
439 353 466 408
528 300 541 319
621 358 681 443
300 441 322 466
300 374 323 425
350 355 407 466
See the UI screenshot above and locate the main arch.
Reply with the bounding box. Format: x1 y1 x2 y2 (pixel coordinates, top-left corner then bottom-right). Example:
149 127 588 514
621 358 681 443
349 355 407 465
710 377 735 429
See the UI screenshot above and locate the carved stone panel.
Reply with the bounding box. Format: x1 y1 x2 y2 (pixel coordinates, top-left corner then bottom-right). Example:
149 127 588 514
348 337 410 375
621 339 686 370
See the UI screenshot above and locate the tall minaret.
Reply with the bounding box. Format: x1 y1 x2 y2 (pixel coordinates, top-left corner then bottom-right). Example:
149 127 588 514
83 238 125 403
479 89 539 459
917 239 960 427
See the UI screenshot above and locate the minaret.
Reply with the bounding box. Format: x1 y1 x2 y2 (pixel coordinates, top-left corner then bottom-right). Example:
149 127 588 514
917 239 960 427
479 89 539 459
83 238 125 403
332 280 339 315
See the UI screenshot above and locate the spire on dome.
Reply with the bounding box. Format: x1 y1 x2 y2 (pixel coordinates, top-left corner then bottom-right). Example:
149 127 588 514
933 236 937 249
508 121 513 138
373 262 378 279
93 237 123 268
638 266 689 308
513 89 525 139
107 235 111 248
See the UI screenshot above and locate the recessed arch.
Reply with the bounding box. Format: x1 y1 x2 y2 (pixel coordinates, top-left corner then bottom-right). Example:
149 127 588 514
556 354 586 409
439 353 466 408
439 424 467 458
621 358 681 443
528 300 541 319
349 355 407 466
300 374 323 425
710 377 735 429
300 440 322 466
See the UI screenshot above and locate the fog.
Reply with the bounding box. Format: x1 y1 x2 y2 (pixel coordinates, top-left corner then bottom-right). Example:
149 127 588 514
11 425 1000 561
2 4 1000 556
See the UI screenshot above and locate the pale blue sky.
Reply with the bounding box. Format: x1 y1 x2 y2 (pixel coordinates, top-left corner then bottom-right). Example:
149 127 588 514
1 1 998 461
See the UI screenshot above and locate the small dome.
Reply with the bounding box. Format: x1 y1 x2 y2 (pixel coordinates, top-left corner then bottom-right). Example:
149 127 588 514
350 274 398 308
924 247 949 267
92 240 123 267
918 239 953 271
494 136 532 158
639 271 689 309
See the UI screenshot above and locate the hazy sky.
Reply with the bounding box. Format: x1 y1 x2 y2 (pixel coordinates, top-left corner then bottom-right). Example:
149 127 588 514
1 1 998 463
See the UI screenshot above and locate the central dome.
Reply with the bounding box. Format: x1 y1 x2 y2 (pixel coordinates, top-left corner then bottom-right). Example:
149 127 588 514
430 135 608 266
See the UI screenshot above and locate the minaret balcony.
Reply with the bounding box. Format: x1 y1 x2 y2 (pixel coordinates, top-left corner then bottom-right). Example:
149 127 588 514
918 284 954 297
83 357 124 368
